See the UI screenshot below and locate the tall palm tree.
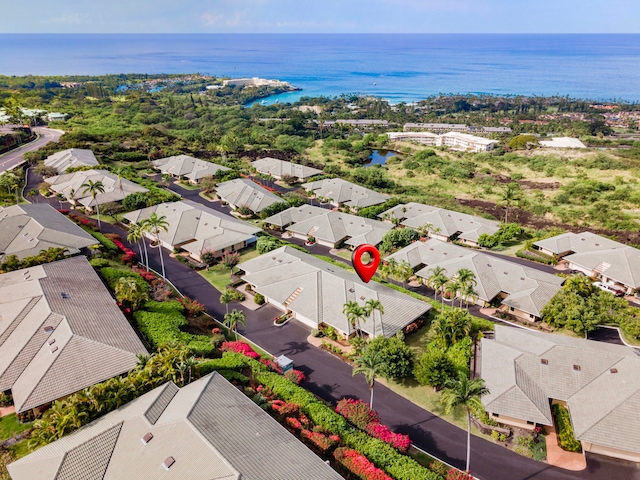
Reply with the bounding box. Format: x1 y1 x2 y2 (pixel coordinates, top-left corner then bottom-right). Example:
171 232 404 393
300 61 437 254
454 269 477 308
127 222 149 271
220 288 242 315
441 373 490 473
352 349 386 409
444 279 462 308
143 212 169 280
426 266 448 301
364 299 384 338
343 300 367 338
435 307 473 347
80 179 105 230
500 182 522 223
395 260 413 289
223 308 246 340
460 282 478 310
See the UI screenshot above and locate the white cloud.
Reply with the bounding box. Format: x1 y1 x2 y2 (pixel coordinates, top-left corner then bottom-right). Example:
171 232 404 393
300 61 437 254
47 12 83 25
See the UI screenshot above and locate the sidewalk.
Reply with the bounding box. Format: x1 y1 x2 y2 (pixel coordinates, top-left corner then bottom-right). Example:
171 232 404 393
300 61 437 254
544 428 587 471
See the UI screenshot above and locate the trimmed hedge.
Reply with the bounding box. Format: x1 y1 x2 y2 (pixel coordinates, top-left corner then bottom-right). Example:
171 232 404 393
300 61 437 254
552 404 582 452
90 232 119 252
99 267 149 292
516 249 556 265
133 301 214 356
89 258 110 268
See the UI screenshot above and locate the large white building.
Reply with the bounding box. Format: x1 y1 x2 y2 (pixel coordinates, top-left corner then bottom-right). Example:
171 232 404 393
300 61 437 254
387 131 498 152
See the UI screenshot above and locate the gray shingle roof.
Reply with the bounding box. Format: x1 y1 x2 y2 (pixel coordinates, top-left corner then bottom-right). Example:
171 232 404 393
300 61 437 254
44 170 148 207
565 247 640 290
239 246 430 337
0 256 147 412
44 148 99 173
8 373 343 480
379 202 500 242
302 178 390 208
533 231 624 256
263 204 392 247
481 325 640 453
215 178 281 214
123 200 261 255
251 157 322 180
0 204 96 262
152 155 229 180
392 239 563 317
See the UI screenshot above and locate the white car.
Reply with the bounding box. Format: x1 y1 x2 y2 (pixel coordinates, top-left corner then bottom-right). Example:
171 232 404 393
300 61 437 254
593 282 624 297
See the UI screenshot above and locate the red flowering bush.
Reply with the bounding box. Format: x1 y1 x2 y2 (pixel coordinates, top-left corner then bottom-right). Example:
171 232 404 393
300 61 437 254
211 327 222 335
365 423 412 453
447 469 474 480
132 266 156 283
178 296 205 317
336 398 379 429
286 417 303 430
260 357 282 373
284 369 305 385
271 400 300 415
334 448 392 480
301 429 340 452
57 209 69 214
220 341 260 359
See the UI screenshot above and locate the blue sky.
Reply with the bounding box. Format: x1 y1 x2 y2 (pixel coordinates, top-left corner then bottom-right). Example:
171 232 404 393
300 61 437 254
4 0 639 33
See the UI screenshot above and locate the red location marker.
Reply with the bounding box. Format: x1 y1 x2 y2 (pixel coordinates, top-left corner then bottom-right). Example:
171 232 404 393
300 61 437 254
352 244 381 283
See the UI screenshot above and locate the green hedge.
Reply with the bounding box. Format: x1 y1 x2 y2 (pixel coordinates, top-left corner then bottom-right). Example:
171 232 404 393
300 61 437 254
99 267 149 292
89 258 110 268
552 404 582 452
90 232 118 252
516 249 556 265
254 370 442 480
199 352 251 375
133 301 214 356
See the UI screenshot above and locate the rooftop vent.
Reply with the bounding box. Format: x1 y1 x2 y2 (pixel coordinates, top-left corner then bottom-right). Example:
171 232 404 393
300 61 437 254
541 359 549 365
141 432 153 444
573 364 581 371
610 368 618 374
504 272 508 275
360 296 365 300
595 243 599 246
48 339 55 346
487 264 491 267
520 277 525 281
162 457 175 470
348 288 355 293
61 292 70 299
50 346 58 354
44 326 54 333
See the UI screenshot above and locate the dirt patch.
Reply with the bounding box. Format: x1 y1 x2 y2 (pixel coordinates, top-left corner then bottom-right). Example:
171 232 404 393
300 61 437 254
474 173 560 190
456 198 640 245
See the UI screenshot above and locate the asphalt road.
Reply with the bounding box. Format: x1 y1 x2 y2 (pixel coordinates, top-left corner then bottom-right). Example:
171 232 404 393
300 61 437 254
0 127 63 174
96 220 640 480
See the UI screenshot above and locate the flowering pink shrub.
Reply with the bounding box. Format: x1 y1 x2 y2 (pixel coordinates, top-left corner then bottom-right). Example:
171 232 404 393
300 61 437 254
271 400 300 415
447 469 474 480
365 423 412 452
301 429 340 452
336 398 411 452
220 341 260 359
260 357 282 373
132 267 156 283
284 369 305 384
336 398 379 429
57 209 69 214
286 417 303 430
334 448 392 480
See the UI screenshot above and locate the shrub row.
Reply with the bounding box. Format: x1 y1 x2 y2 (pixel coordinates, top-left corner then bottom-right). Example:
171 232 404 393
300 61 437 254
133 301 214 356
89 231 119 252
551 404 582 452
515 249 556 265
99 267 149 292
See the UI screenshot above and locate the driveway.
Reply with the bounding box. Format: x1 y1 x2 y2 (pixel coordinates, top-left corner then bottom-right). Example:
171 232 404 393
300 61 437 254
0 127 63 174
100 220 640 480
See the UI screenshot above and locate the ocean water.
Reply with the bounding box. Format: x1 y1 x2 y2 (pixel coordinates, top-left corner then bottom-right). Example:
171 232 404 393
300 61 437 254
1 34 639 103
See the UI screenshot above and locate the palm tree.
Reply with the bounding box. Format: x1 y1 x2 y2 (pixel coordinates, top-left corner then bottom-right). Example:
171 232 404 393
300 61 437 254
454 269 477 308
142 212 169 280
441 373 490 473
127 222 149 271
435 308 473 347
352 349 386 409
364 299 384 338
426 266 448 301
444 279 462 308
395 260 413 289
114 276 149 311
500 182 522 223
460 282 478 310
80 179 105 230
223 308 246 340
220 288 242 315
343 300 367 338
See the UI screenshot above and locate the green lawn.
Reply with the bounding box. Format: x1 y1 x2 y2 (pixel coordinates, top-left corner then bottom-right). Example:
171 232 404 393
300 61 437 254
199 248 262 292
175 180 200 191
0 414 32 442
88 214 118 225
7 439 33 459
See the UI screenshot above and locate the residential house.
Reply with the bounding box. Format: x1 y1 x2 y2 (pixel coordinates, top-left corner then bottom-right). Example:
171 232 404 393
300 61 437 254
302 178 390 209
533 232 640 294
151 155 229 184
7 372 342 480
263 204 392 248
0 256 147 413
251 157 322 182
0 204 96 262
123 200 261 262
238 246 431 338
387 239 564 321
215 178 282 215
44 169 148 211
481 325 640 462
44 148 99 173
379 202 500 247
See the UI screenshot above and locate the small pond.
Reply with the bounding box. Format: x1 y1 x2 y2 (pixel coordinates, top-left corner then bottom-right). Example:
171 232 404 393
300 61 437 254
364 149 400 167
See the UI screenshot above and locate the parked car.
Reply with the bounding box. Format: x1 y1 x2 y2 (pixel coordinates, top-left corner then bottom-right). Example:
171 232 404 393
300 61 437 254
593 281 625 297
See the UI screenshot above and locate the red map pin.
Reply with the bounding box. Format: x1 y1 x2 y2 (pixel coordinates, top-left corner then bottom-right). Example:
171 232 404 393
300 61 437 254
351 244 381 283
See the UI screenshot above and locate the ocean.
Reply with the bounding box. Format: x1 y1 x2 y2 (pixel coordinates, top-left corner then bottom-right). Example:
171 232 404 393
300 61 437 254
1 34 639 103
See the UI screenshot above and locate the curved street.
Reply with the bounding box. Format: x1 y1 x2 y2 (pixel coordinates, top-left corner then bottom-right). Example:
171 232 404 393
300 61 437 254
0 127 63 174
